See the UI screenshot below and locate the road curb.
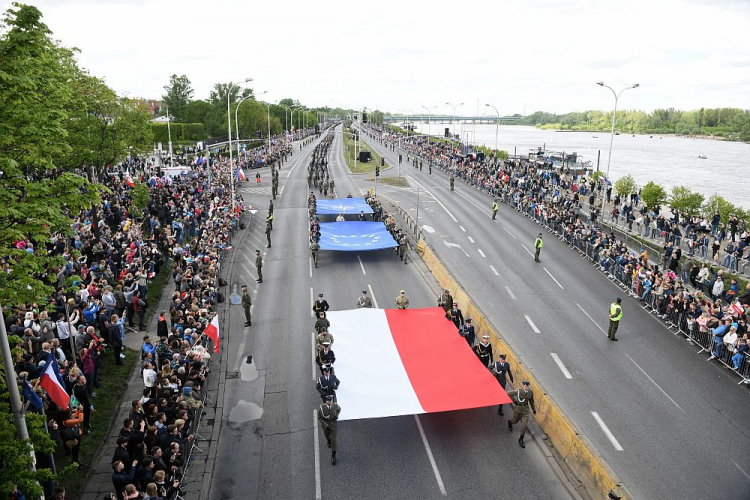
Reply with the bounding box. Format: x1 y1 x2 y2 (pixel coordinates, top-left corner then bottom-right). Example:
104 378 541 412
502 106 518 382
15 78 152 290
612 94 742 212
416 238 631 500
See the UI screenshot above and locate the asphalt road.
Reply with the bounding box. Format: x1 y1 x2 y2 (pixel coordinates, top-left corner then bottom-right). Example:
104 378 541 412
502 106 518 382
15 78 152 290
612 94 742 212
354 126 750 499
209 127 575 500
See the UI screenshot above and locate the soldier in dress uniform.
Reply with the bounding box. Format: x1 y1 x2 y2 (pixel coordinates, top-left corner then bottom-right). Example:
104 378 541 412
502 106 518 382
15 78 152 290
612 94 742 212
318 395 341 465
313 293 330 315
473 334 493 367
316 342 336 373
356 290 373 308
446 302 464 329
438 289 453 313
311 240 320 268
460 318 475 346
316 365 339 402
395 290 409 309
315 329 334 352
491 354 514 415
241 285 252 327
507 381 537 448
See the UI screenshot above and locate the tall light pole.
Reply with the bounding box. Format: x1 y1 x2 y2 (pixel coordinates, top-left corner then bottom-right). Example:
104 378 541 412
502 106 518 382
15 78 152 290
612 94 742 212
446 102 463 149
164 103 173 158
597 82 640 178
260 100 272 149
227 77 253 214
290 106 300 138
422 105 436 141
235 90 266 158
485 103 500 155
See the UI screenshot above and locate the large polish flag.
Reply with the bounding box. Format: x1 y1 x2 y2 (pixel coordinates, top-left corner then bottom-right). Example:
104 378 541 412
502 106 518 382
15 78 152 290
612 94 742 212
39 356 70 409
328 308 512 421
204 315 220 353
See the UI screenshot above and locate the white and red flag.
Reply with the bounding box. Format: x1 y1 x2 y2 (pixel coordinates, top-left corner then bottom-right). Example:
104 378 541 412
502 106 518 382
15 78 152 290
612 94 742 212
39 356 70 409
204 315 220 353
328 308 511 421
125 173 135 187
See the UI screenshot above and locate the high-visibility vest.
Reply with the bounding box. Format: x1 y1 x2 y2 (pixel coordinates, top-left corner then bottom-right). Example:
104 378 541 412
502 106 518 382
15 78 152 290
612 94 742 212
610 303 623 322
534 237 543 249
492 203 499 211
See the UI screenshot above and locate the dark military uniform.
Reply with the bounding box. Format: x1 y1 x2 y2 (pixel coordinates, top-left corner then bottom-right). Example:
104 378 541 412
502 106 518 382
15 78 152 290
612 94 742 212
266 222 272 248
460 321 475 346
313 297 330 316
450 175 455 191
314 314 330 334
316 347 336 373
316 372 340 402
473 339 493 367
311 241 320 268
438 290 453 313
491 357 514 414
446 305 464 329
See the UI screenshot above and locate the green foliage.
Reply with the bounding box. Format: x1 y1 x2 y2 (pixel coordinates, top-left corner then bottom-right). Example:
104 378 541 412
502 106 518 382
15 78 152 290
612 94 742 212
162 74 194 122
521 107 750 140
669 185 705 216
702 194 744 223
589 170 605 184
614 174 637 196
130 182 150 215
151 123 206 143
640 181 668 209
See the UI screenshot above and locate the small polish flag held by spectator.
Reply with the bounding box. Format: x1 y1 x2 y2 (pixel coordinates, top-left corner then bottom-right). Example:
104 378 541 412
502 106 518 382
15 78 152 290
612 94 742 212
236 168 246 182
39 356 70 409
125 173 135 187
205 315 220 353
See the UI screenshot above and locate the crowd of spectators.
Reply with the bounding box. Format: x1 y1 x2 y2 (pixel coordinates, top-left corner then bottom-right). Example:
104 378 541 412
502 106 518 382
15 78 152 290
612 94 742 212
375 125 750 382
11 147 249 498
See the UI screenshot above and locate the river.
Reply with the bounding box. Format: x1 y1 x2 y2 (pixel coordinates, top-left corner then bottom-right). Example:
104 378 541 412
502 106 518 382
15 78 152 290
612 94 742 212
406 122 749 208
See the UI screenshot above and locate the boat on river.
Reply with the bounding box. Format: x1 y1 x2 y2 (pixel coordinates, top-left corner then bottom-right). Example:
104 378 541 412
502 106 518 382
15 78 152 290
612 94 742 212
698 155 707 159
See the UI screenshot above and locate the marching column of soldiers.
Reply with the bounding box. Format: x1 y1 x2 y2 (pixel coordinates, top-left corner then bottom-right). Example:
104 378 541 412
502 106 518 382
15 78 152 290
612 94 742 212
307 132 335 198
312 293 341 466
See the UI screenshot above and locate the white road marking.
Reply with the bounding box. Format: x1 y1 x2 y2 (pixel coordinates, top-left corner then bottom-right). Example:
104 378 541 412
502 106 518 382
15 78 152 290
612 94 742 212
309 257 313 278
279 185 285 197
232 305 254 373
490 265 499 276
550 353 573 379
357 255 367 275
524 315 541 334
310 287 315 317
408 175 458 223
313 409 322 500
443 239 471 257
521 244 535 258
455 190 491 218
731 460 750 480
468 236 475 243
240 262 253 277
624 354 685 413
502 226 517 239
288 158 301 175
414 415 447 496
477 248 486 258
543 267 564 289
505 286 516 300
575 303 607 334
459 225 466 232
591 412 624 451
367 284 379 308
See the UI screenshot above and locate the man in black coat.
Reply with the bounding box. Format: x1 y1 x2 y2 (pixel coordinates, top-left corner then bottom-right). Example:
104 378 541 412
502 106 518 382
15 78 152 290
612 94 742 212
490 354 514 415
316 365 340 402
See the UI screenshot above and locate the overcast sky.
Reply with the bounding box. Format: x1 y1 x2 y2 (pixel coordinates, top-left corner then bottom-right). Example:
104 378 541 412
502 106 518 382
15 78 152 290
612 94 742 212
5 0 750 116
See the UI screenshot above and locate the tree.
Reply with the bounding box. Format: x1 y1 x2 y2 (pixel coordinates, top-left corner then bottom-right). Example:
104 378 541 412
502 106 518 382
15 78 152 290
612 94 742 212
183 99 213 124
669 185 704 216
614 175 637 196
702 194 740 224
0 4 94 496
640 181 667 209
162 74 194 122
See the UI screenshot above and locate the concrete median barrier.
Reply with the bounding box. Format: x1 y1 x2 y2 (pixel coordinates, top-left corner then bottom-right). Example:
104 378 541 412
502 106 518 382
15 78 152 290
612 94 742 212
416 238 630 499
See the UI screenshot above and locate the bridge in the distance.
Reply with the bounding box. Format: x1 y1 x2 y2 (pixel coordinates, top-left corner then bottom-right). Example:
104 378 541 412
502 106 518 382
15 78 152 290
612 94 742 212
383 114 521 124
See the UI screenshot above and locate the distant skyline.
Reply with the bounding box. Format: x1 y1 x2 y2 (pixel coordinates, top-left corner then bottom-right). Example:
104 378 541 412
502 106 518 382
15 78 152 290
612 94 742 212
4 0 750 115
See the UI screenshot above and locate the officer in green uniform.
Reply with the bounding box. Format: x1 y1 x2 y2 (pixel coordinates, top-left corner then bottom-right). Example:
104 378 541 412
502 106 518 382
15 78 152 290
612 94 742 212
492 198 499 220
608 297 623 341
438 289 453 313
311 241 320 268
266 221 272 248
272 178 278 199
266 212 274 230
241 285 252 327
507 381 537 448
398 234 408 264
450 175 455 191
255 250 263 283
318 395 341 465
315 329 334 352
534 233 543 262
268 199 274 215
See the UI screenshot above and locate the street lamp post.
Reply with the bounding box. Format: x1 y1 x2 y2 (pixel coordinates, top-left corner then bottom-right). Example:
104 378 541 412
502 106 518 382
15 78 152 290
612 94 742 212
597 82 640 178
290 107 300 139
227 77 253 214
235 90 266 159
260 101 272 150
485 103 500 155
446 101 463 149
164 103 173 159
422 105 437 140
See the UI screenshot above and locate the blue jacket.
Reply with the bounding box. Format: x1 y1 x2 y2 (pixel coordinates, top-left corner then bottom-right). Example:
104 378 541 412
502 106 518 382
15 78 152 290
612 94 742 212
712 324 729 340
83 302 99 324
